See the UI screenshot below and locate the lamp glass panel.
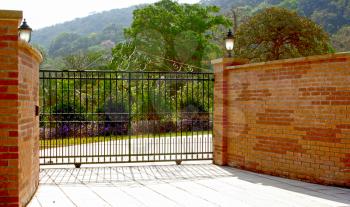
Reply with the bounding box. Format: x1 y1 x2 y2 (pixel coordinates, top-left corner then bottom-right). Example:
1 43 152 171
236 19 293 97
19 30 31 42
225 39 234 51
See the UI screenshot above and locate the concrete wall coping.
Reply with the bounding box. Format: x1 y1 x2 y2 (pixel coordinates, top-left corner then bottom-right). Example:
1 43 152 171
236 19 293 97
211 58 249 66
226 52 350 70
19 40 43 63
0 10 22 20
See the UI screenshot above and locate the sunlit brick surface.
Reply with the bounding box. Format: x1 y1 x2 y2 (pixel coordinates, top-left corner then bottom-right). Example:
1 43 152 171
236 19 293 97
213 54 350 187
0 10 42 207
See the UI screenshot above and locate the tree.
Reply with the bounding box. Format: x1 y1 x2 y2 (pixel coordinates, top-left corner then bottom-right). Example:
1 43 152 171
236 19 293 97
296 0 350 33
234 7 333 62
111 0 231 71
61 50 110 70
111 41 154 71
48 33 81 56
332 26 350 52
227 6 253 32
310 10 339 34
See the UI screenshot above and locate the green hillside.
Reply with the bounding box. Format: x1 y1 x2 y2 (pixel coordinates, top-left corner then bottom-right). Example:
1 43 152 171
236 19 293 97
202 0 350 34
202 0 350 52
32 6 135 53
33 0 350 60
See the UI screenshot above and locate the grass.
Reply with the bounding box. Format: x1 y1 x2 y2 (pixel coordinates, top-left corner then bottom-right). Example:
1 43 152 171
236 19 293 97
40 131 212 149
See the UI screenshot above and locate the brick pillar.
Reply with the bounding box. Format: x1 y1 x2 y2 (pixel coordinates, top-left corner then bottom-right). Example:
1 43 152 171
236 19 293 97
211 58 248 166
0 10 42 207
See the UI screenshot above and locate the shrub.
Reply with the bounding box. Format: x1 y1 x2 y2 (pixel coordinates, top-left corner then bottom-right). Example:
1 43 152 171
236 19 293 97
97 99 129 135
179 100 210 131
49 102 86 138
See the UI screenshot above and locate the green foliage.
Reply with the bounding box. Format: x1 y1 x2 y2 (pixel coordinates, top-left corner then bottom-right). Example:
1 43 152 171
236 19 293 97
203 0 350 51
40 50 111 71
269 0 350 34
133 81 174 121
61 50 111 70
32 0 350 59
277 0 298 10
48 33 81 56
48 32 110 57
111 42 153 71
32 8 133 64
111 0 230 71
52 102 85 122
332 25 350 52
32 7 134 48
234 7 333 62
201 0 260 7
178 81 212 114
97 99 129 135
298 0 350 33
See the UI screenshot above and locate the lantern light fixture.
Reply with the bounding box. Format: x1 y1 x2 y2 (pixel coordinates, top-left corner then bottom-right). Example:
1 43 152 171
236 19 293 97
225 29 234 57
18 19 32 43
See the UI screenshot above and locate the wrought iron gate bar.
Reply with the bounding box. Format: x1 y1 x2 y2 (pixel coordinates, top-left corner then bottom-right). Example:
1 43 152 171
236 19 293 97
40 69 213 74
39 70 213 165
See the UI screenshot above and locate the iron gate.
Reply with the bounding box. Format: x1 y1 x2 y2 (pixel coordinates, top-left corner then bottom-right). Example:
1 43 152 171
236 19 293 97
39 70 213 165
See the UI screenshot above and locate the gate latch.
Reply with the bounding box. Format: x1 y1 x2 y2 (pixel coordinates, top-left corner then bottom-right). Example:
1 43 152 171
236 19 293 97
35 105 39 116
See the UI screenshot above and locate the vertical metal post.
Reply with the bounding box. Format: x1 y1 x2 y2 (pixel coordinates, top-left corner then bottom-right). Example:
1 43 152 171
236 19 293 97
128 72 132 162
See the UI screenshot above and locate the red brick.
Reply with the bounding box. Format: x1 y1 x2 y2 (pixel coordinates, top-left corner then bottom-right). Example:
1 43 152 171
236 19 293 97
0 63 17 71
0 94 17 100
0 196 18 203
0 27 7 33
7 72 18 78
213 53 350 187
0 153 18 159
0 42 8 48
0 124 17 130
0 161 7 166
0 16 43 206
0 182 17 189
8 131 18 137
0 146 18 153
0 189 18 196
0 49 17 56
8 160 17 167
0 80 18 86
0 86 7 92
0 35 17 41
0 175 17 184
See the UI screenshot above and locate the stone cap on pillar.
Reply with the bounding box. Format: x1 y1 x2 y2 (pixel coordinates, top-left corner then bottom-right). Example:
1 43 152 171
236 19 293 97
211 58 249 73
0 10 23 25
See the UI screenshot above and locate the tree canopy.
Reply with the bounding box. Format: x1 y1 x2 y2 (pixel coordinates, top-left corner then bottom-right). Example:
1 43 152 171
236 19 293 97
32 0 350 62
332 25 350 52
111 0 230 71
202 0 350 34
234 7 333 62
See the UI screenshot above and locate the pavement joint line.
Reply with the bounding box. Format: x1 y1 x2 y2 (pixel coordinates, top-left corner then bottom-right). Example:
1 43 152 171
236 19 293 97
35 163 350 207
246 168 347 198
142 165 221 207
107 165 184 207
64 166 113 207
97 167 159 207
43 168 78 206
221 166 350 204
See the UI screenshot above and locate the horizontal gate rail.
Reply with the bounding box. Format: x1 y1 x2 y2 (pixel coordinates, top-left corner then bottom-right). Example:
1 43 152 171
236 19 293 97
39 70 213 165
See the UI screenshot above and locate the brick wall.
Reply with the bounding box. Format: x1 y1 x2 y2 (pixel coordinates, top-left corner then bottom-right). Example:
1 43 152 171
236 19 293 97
18 41 41 206
0 10 42 206
213 53 350 187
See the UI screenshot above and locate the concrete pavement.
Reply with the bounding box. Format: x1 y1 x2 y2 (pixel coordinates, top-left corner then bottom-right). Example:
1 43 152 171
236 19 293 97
28 161 350 207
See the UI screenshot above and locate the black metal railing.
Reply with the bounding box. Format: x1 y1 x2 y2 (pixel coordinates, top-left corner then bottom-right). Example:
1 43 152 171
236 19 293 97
39 70 214 165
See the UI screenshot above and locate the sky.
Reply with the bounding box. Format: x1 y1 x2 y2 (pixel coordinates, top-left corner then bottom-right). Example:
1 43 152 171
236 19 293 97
1 0 200 30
